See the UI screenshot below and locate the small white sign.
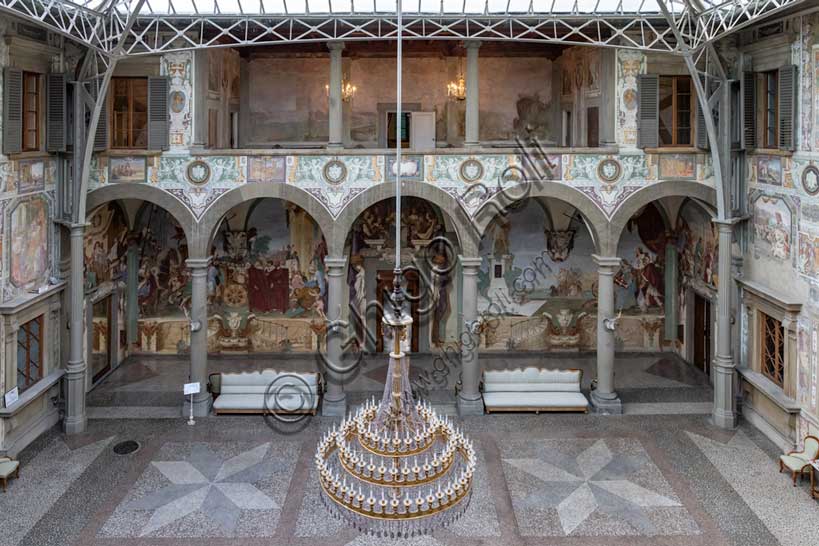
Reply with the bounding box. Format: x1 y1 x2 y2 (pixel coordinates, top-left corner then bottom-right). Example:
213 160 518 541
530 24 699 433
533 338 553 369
183 382 200 396
4 387 19 407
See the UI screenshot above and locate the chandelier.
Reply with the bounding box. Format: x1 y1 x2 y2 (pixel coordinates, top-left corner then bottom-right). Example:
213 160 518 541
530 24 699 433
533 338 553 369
447 75 466 101
325 79 358 102
315 281 476 537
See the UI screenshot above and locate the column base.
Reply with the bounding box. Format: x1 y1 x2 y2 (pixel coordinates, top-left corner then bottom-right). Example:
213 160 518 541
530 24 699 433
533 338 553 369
63 414 87 435
326 142 343 150
711 407 738 430
463 141 480 148
321 395 347 417
457 394 484 417
590 390 622 415
183 393 213 418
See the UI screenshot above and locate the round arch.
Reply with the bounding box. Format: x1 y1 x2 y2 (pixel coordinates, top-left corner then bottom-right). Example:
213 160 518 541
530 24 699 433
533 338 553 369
198 183 336 258
473 182 608 254
609 181 717 254
334 181 479 256
86 184 197 244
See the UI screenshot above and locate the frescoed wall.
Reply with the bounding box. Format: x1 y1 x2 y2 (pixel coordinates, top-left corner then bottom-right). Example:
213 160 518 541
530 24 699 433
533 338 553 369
475 199 667 352
677 201 718 290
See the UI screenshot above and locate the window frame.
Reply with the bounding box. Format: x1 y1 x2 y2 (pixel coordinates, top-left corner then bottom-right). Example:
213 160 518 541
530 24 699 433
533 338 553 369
21 71 40 152
658 75 695 148
110 77 148 149
16 315 44 393
762 70 779 149
759 310 785 387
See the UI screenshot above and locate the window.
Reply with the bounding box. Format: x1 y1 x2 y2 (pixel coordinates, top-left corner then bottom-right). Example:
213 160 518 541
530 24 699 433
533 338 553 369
22 71 40 151
658 76 693 146
760 312 784 387
111 78 148 148
386 112 410 149
16 315 43 392
762 70 778 149
208 109 218 148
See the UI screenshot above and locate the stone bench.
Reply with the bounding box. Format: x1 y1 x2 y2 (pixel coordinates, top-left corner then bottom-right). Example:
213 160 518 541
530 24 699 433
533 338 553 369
211 369 322 415
482 367 588 413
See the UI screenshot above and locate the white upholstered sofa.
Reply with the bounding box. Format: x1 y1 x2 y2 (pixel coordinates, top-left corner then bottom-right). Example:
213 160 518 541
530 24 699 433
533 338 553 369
211 369 322 415
482 367 588 413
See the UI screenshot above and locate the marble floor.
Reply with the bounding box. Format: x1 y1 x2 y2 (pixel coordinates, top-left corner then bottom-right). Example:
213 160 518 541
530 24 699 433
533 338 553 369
5 354 817 546
3 412 819 546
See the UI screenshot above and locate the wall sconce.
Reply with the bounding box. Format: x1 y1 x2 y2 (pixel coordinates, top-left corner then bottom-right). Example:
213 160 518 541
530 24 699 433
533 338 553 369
447 75 466 101
325 79 358 102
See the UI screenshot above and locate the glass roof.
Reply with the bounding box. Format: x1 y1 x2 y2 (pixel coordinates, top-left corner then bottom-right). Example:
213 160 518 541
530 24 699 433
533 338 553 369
112 0 698 16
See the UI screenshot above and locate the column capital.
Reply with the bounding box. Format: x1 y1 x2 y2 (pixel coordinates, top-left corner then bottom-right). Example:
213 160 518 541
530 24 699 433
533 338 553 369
327 41 345 52
459 255 482 270
185 257 212 270
463 40 482 50
325 256 348 270
69 222 89 235
592 255 622 270
712 216 746 227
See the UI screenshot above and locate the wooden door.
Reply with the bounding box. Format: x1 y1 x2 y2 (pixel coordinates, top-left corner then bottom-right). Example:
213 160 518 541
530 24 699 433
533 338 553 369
693 294 711 376
376 270 420 353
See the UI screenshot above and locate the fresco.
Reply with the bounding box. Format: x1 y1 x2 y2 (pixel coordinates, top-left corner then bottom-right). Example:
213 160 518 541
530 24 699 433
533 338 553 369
659 154 696 179
615 50 645 148
677 201 718 289
16 159 55 193
207 199 327 352
85 204 129 289
752 194 793 261
247 156 286 183
475 200 665 351
9 196 49 289
162 51 194 149
109 156 146 183
756 156 783 186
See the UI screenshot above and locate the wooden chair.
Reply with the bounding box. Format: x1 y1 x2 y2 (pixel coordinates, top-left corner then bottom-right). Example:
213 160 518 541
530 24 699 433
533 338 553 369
0 456 20 492
779 435 819 486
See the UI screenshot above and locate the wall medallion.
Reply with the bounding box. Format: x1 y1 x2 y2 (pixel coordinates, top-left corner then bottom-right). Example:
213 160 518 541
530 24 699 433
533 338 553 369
459 159 484 183
597 158 622 184
323 159 347 185
802 165 819 196
186 160 211 185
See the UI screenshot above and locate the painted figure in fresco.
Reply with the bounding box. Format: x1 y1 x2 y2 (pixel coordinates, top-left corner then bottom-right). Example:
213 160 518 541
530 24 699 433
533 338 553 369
492 219 511 258
614 264 635 310
632 247 663 311
430 253 450 346
551 268 583 297
207 257 223 306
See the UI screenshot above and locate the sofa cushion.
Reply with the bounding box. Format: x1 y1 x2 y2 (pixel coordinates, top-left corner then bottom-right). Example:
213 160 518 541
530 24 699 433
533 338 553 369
484 367 581 385
221 384 319 395
482 382 580 393
213 393 318 412
221 370 318 387
780 454 811 473
483 391 588 410
0 460 19 478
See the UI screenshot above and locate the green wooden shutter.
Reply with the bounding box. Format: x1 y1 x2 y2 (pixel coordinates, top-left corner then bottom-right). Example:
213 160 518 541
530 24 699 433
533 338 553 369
2 67 23 154
637 74 658 149
92 83 108 151
778 65 797 151
741 71 756 149
147 76 169 151
46 73 66 152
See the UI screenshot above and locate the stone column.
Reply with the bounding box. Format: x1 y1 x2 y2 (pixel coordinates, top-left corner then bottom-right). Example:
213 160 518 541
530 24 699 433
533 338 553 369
458 256 483 415
328 42 345 149
464 41 481 148
591 255 622 414
185 258 212 417
322 256 348 416
64 223 87 434
126 236 139 348
712 221 738 429
664 238 678 342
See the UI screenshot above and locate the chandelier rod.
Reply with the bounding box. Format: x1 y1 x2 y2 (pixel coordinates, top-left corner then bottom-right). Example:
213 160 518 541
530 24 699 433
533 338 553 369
394 0 403 272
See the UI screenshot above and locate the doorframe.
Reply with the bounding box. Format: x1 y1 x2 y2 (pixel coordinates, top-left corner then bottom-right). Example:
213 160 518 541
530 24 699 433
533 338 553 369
86 285 120 390
377 102 421 148
683 285 716 382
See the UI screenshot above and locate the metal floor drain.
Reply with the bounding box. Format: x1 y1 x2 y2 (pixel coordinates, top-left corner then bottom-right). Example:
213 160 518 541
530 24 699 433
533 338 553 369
113 440 140 455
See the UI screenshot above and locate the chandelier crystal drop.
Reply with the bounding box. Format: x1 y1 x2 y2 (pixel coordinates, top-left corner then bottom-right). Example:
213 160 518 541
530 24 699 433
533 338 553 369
315 280 476 537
